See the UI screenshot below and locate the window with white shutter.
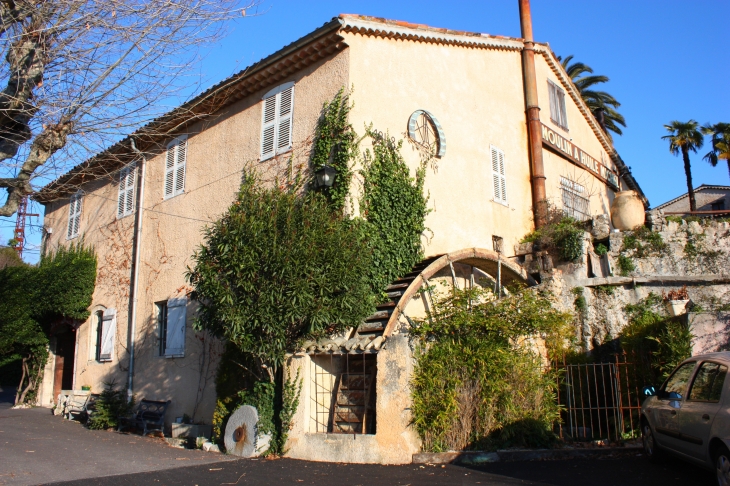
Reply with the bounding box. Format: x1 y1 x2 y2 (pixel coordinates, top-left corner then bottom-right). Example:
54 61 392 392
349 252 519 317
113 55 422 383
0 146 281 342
260 82 294 161
99 308 116 362
66 192 83 239
548 80 568 130
161 298 186 357
164 136 187 199
491 146 507 205
117 165 136 218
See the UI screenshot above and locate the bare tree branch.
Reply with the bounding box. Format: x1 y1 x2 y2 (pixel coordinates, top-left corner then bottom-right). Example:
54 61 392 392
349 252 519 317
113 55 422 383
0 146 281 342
0 0 259 216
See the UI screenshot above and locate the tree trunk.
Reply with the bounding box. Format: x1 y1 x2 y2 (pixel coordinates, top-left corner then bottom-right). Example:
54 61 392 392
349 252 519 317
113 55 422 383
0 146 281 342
17 357 36 405
726 158 730 182
682 147 697 212
15 357 27 405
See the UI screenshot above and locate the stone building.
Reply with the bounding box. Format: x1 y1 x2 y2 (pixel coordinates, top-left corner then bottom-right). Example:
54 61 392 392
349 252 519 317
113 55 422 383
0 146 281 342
654 184 730 215
34 14 645 463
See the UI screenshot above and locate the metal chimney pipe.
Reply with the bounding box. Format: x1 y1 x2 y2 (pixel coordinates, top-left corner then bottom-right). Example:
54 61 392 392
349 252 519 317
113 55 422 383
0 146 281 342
519 0 547 228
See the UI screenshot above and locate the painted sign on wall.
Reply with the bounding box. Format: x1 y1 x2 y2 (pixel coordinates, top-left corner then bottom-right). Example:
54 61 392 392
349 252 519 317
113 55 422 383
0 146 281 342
541 123 619 189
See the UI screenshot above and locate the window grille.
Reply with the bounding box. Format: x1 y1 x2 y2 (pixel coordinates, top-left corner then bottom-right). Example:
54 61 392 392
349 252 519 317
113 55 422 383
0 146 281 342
548 80 568 131
260 83 294 160
67 192 82 239
491 146 507 205
117 165 136 217
560 176 590 221
164 136 187 199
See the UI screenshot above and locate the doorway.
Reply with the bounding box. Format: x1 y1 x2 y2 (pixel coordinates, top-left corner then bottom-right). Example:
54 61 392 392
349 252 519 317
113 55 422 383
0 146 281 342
53 329 76 399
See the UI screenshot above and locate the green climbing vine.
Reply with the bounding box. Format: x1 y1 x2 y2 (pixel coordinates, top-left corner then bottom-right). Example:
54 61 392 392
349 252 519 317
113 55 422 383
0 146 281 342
310 87 359 213
360 128 430 296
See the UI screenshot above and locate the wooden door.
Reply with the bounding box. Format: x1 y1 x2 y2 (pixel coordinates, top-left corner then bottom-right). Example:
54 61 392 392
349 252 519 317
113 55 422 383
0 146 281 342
53 330 76 400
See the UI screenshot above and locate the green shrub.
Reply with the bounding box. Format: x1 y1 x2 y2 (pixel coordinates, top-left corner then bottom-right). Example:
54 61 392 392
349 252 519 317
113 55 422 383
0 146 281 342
621 293 692 381
621 227 667 259
87 381 134 430
617 254 635 276
520 207 584 262
594 243 608 256
410 285 573 452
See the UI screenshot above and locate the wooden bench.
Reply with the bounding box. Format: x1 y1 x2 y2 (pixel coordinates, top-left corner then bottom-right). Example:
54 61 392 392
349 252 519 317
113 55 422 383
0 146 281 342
118 399 171 436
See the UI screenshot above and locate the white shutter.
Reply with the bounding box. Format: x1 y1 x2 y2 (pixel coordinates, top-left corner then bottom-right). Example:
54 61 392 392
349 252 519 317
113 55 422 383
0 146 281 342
165 137 187 199
117 166 136 217
260 83 294 161
491 147 507 205
261 95 277 160
164 297 187 357
67 194 82 239
99 308 116 361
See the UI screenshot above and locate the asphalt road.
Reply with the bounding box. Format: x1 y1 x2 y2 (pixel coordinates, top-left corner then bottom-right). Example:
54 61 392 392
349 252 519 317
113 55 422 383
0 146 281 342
0 387 717 486
49 455 715 486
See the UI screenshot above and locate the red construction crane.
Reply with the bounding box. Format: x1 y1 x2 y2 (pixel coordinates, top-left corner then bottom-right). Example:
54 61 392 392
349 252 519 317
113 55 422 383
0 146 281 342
13 196 39 260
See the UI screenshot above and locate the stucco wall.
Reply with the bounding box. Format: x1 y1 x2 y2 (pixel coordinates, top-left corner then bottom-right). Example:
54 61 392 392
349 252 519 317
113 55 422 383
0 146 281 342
39 49 350 423
344 32 618 263
285 334 420 464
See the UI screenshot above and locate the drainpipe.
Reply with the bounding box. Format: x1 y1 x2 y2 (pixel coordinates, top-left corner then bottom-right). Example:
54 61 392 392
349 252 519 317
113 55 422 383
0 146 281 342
127 138 147 399
519 0 547 228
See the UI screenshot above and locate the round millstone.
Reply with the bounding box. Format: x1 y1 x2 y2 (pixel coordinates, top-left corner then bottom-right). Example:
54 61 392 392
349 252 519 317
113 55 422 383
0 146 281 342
224 405 259 457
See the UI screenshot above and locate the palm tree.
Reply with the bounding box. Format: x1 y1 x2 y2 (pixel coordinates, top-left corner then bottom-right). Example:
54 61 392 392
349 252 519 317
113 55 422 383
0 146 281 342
662 120 704 212
559 55 626 138
702 122 730 179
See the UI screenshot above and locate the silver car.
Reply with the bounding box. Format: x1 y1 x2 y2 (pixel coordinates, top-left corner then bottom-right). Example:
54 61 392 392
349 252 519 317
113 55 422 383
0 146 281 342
642 352 730 485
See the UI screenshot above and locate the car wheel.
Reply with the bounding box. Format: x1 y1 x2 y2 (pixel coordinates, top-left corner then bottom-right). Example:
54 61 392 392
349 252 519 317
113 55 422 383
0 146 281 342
715 446 730 486
642 421 662 462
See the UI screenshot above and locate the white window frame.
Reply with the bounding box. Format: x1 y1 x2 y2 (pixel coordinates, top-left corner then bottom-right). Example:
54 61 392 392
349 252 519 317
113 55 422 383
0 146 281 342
491 146 508 206
548 80 568 131
164 136 187 199
260 82 295 161
117 164 136 218
67 192 83 239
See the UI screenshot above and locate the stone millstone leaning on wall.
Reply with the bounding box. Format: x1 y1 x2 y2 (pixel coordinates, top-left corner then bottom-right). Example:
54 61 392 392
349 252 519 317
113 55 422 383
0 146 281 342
517 210 730 354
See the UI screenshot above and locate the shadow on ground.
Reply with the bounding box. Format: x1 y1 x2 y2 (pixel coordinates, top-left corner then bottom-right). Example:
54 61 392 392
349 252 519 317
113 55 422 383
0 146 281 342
49 455 715 486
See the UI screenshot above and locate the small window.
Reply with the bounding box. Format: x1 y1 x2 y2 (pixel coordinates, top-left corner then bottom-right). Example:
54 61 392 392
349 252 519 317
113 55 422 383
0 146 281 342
117 165 136 218
491 146 507 205
164 136 187 199
93 310 104 362
67 192 83 239
689 362 727 402
560 177 590 221
661 362 696 399
548 80 568 131
98 308 116 362
260 82 294 161
157 298 186 357
711 200 726 211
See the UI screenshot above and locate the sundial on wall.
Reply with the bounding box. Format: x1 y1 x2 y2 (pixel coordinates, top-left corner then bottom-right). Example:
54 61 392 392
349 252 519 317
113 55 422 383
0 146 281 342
408 110 446 158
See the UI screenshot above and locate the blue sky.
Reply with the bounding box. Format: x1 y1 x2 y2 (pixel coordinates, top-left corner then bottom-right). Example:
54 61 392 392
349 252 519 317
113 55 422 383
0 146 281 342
4 0 728 261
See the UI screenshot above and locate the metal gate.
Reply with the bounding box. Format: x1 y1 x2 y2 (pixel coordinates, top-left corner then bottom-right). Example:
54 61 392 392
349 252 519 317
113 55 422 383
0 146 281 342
556 355 646 442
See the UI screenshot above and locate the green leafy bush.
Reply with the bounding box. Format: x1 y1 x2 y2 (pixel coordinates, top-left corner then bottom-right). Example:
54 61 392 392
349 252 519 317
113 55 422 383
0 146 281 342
594 243 608 256
0 242 96 404
621 293 692 381
617 254 635 276
521 207 585 262
88 380 135 430
621 227 667 258
410 285 573 452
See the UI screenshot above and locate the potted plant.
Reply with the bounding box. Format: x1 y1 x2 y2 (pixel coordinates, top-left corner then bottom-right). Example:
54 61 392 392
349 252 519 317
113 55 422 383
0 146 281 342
664 286 690 316
81 385 91 391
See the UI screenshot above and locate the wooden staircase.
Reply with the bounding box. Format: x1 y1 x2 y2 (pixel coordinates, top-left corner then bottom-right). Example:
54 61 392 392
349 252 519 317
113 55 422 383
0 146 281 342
355 255 443 337
331 355 377 434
